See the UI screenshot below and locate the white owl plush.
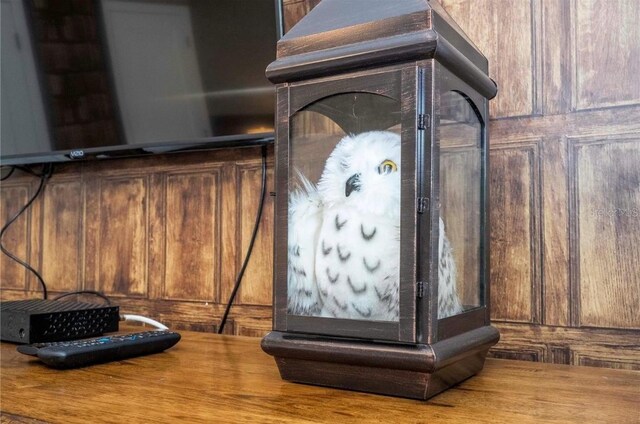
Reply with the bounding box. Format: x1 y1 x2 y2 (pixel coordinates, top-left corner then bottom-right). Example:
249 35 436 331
288 131 462 320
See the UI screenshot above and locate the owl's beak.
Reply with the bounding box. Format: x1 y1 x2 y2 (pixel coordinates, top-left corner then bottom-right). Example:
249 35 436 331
345 173 361 197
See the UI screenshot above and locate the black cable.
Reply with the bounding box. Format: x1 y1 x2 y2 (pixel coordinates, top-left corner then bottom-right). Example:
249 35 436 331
0 164 53 299
218 146 267 334
15 165 49 177
1 166 16 181
52 290 111 305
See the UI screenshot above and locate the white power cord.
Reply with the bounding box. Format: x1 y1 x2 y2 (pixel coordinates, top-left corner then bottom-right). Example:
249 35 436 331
120 314 168 330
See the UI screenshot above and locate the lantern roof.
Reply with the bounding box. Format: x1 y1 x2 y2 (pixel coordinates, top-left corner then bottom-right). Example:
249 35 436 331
267 0 496 99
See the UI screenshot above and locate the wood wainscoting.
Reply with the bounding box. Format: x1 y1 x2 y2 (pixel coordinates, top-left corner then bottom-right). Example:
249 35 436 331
1 147 275 337
438 0 640 369
1 0 639 369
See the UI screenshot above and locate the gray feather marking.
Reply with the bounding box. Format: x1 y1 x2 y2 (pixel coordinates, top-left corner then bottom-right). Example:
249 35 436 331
351 303 372 318
332 296 348 311
374 286 391 302
335 214 347 231
347 276 367 294
362 257 381 273
360 224 377 241
326 267 339 284
292 266 306 277
337 245 351 262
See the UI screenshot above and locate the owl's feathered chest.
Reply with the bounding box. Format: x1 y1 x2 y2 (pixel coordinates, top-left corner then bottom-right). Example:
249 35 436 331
314 205 400 320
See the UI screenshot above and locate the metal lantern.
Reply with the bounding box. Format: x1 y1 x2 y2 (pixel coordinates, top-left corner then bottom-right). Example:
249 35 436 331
262 0 499 400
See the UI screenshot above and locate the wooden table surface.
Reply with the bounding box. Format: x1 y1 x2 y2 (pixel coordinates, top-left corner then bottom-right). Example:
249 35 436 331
1 328 638 424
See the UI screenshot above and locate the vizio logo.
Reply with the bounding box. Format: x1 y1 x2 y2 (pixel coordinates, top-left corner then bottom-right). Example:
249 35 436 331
69 150 85 159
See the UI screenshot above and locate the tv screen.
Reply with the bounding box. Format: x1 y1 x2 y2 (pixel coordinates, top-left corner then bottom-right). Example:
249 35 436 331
1 0 282 165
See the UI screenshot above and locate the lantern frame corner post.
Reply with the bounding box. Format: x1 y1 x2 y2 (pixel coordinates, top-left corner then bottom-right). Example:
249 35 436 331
272 83 290 332
426 63 494 343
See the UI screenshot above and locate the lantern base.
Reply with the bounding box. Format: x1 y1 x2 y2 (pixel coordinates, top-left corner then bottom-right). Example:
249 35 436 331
261 325 499 400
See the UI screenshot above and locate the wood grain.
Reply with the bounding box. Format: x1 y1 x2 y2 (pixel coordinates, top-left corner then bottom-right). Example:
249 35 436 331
571 135 640 329
541 0 572 114
540 137 570 326
163 171 220 302
0 148 274 335
493 322 640 370
573 0 640 110
1 328 639 424
40 178 83 293
440 0 536 118
95 176 148 297
236 163 274 306
281 0 322 34
0 180 31 291
489 144 540 323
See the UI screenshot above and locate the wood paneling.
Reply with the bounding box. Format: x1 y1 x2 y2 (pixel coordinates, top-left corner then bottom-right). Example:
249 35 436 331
440 0 538 118
541 137 570 326
282 0 322 34
573 0 640 110
489 143 540 323
573 352 640 371
163 171 220 302
232 317 274 337
489 344 547 362
90 176 148 297
541 0 572 114
0 148 273 334
236 164 274 306
437 0 640 368
0 181 31 290
40 178 84 293
492 322 640 370
571 134 640 329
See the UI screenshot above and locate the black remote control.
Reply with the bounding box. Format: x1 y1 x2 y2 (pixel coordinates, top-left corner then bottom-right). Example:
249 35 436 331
17 330 181 369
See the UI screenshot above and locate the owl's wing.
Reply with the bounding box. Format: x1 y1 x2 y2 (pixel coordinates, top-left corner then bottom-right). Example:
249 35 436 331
287 170 323 315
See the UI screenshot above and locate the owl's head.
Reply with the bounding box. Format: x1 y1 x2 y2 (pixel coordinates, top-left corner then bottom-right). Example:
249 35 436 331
317 131 401 219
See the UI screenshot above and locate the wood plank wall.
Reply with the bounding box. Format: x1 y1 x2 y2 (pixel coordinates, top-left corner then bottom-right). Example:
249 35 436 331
436 0 640 369
1 0 639 369
1 148 276 337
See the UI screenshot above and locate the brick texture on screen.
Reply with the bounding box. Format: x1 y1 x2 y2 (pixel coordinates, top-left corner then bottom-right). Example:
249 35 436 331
31 0 121 150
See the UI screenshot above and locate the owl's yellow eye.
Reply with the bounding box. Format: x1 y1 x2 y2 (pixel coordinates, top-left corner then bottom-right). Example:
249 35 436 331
378 159 398 175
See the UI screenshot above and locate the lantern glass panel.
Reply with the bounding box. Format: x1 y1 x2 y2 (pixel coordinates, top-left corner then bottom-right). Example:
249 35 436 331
287 92 402 322
439 90 483 317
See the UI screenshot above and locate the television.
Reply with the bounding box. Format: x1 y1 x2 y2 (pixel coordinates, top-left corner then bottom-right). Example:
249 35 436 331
0 0 283 165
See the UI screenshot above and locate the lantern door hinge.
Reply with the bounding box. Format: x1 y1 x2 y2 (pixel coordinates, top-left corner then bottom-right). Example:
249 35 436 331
417 197 429 214
417 113 430 130
416 281 425 298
